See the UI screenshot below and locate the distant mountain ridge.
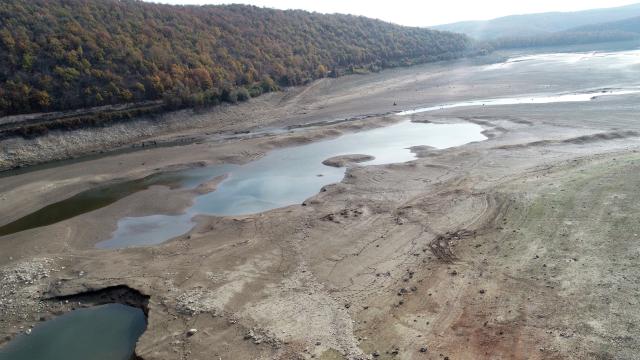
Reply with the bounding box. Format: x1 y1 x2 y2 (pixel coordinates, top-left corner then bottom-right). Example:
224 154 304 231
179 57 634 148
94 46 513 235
433 3 640 39
569 15 640 34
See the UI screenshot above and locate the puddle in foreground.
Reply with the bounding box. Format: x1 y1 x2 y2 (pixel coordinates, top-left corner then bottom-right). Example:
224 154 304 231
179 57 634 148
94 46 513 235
0 304 146 360
97 121 486 248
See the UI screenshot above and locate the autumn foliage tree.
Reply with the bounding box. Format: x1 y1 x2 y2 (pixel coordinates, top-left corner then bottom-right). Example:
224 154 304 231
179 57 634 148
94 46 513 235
0 0 473 116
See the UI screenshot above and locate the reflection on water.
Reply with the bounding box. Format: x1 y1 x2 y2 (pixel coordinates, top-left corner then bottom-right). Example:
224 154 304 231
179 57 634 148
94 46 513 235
98 121 487 249
0 167 226 237
97 213 196 249
0 304 146 360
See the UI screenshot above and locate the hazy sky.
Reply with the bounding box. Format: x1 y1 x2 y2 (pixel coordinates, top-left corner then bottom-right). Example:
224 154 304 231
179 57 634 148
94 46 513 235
143 0 640 26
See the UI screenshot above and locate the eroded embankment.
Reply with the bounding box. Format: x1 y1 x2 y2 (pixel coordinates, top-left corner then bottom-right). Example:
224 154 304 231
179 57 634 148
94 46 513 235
46 285 150 316
0 283 149 360
0 259 152 358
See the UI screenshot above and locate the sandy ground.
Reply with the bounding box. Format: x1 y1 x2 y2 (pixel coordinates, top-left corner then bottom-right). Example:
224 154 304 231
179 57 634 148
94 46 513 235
1 49 640 360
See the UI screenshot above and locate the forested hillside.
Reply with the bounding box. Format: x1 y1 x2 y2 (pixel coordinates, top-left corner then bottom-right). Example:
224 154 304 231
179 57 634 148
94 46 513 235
0 0 472 117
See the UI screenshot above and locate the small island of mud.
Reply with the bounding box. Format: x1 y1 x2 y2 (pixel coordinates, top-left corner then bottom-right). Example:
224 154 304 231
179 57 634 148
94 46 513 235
322 154 375 167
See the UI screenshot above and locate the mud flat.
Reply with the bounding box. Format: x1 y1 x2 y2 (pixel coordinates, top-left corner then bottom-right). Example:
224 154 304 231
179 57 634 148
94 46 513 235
1 47 640 359
322 154 375 167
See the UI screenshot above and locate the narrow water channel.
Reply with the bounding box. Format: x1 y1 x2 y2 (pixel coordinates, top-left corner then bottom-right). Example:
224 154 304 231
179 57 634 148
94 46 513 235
398 87 640 115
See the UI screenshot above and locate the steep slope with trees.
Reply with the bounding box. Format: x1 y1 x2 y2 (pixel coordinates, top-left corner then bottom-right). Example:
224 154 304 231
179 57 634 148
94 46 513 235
0 0 472 117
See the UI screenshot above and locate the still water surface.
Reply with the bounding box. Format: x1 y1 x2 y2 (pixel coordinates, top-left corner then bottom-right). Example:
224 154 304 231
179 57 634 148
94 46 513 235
98 120 486 248
0 304 146 360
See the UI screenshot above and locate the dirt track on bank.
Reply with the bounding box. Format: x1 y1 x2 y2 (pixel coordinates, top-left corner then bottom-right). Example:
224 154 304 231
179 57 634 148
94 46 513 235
1 50 640 360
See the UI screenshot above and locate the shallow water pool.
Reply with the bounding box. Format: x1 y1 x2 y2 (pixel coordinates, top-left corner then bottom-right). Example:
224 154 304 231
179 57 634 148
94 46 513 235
0 304 146 360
